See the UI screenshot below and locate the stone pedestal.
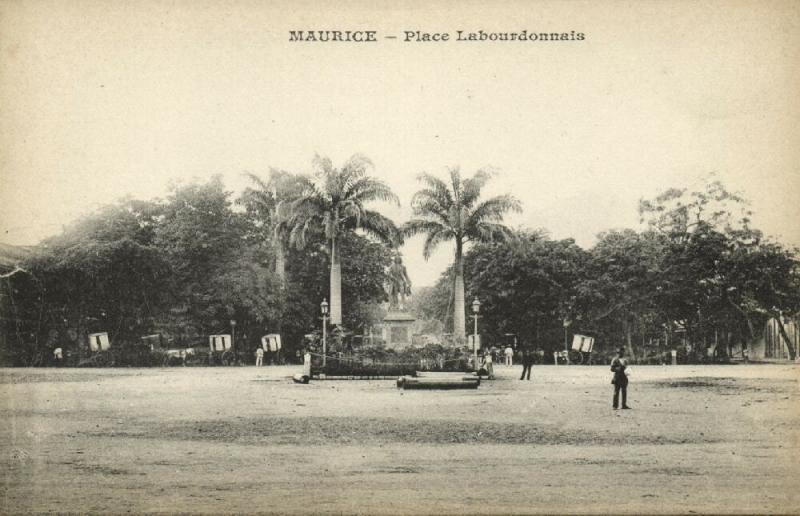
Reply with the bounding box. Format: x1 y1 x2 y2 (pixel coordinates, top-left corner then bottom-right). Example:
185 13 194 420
381 311 416 349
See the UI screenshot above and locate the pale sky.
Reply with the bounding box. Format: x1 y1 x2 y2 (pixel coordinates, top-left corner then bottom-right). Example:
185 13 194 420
1 0 799 287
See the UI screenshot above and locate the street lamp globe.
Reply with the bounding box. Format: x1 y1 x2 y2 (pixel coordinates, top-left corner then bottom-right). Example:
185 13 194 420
321 299 329 316
472 297 481 314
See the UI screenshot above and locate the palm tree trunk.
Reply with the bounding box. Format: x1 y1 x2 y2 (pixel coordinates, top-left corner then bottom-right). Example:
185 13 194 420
330 234 342 326
272 240 286 332
453 240 466 341
274 240 286 286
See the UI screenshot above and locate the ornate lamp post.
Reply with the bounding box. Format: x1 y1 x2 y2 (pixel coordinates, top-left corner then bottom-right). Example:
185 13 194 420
320 299 329 367
471 297 481 371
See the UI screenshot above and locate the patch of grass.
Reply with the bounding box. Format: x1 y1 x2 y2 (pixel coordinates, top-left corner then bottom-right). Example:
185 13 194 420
650 377 795 394
102 416 718 447
0 371 138 384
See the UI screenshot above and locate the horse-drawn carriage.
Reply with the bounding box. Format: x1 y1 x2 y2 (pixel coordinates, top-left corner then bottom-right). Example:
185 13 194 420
159 334 235 366
554 334 596 365
78 332 116 366
259 333 282 364
75 332 160 367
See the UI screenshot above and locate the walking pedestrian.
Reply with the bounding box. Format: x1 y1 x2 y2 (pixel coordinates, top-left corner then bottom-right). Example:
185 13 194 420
611 347 631 409
255 346 264 367
504 346 514 366
519 347 534 380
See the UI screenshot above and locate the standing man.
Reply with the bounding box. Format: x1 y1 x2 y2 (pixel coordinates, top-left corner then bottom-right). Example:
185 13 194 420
504 345 514 366
255 346 264 367
611 347 631 409
482 350 495 380
519 346 534 381
303 349 312 379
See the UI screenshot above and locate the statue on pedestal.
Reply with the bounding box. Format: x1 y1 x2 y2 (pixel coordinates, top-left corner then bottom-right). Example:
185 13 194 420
386 253 412 310
382 253 415 348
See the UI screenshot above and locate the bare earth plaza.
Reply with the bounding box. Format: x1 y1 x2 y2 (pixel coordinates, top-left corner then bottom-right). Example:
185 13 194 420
1 1 800 514
1 365 798 513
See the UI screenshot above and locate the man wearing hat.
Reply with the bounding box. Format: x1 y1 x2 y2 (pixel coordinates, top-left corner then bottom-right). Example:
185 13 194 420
610 347 631 409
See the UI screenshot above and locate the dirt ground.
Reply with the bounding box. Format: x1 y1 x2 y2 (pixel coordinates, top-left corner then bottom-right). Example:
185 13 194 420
1 363 798 514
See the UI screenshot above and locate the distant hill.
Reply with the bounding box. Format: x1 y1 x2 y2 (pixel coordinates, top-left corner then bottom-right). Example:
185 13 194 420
0 242 36 271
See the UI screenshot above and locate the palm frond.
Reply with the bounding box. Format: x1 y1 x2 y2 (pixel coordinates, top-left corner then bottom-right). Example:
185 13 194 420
285 155 399 252
411 189 453 223
417 173 453 207
448 167 462 207
287 214 312 249
460 168 495 208
293 174 321 198
291 195 328 216
468 194 522 224
340 154 373 192
465 221 514 244
244 171 272 193
402 218 449 239
422 228 452 260
341 202 363 228
348 177 400 206
357 210 400 246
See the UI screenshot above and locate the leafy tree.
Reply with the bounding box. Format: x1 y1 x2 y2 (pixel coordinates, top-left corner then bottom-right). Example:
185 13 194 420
412 230 587 351
581 229 665 359
638 179 754 243
155 177 283 346
403 168 521 339
287 155 399 326
466 230 590 350
406 285 447 335
4 199 172 363
640 180 800 359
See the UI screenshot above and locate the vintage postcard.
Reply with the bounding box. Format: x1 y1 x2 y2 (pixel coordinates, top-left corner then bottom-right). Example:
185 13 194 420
1 1 798 514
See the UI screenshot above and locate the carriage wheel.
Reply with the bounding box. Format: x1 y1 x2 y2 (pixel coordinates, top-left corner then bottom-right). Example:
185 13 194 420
221 350 233 366
184 354 201 366
98 352 112 367
568 350 584 365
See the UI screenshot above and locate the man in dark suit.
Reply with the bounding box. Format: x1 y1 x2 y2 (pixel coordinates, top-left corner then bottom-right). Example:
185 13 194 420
611 347 631 409
519 346 534 381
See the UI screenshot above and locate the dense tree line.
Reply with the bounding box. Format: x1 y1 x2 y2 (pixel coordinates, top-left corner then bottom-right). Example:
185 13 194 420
414 181 800 361
1 173 393 365
1 160 797 367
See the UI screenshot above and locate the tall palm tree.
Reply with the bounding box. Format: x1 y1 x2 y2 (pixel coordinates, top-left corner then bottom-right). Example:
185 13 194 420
243 169 304 286
289 154 399 326
403 167 521 339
